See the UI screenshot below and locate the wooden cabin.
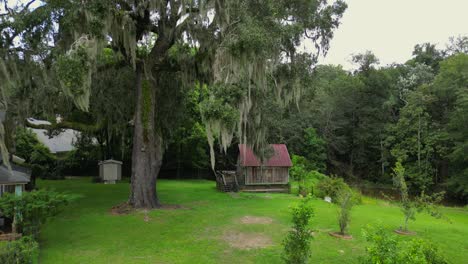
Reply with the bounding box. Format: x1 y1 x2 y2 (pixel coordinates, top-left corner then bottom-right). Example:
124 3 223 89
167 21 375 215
236 144 292 192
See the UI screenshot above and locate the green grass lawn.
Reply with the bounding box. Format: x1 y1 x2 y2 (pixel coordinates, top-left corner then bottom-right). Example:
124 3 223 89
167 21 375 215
37 178 467 264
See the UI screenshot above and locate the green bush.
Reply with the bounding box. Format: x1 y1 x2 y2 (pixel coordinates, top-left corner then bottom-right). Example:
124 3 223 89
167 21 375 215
0 236 38 264
291 155 327 196
15 128 40 162
361 225 399 263
361 225 448 264
15 127 65 180
282 195 314 264
290 155 309 181
315 176 350 200
29 143 55 166
298 170 327 196
0 189 76 237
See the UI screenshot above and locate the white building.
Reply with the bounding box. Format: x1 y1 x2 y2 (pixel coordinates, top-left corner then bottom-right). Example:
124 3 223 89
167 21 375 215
26 118 80 154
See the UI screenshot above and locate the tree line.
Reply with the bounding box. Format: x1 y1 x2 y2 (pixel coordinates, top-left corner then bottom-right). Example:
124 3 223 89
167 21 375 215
266 38 468 203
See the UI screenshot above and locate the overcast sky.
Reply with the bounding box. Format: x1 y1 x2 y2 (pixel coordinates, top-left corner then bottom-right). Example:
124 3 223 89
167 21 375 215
4 0 468 70
316 0 468 69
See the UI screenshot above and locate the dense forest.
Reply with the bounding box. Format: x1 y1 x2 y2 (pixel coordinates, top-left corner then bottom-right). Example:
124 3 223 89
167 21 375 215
165 37 468 203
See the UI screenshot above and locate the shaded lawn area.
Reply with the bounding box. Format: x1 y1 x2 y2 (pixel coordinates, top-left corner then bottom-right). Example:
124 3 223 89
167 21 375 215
37 178 468 264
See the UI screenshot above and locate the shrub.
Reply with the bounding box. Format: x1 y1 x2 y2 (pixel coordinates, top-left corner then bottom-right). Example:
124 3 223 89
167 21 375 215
361 225 398 263
282 195 314 264
0 236 38 264
315 176 350 201
29 145 65 180
290 155 309 181
400 239 448 264
307 170 327 184
14 128 40 162
15 127 66 180
336 190 355 235
0 190 76 237
297 170 326 196
361 225 448 264
291 155 327 196
29 143 55 167
393 161 445 232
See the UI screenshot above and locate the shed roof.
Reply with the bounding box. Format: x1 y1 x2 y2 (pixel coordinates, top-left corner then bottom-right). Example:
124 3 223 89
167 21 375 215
238 144 292 167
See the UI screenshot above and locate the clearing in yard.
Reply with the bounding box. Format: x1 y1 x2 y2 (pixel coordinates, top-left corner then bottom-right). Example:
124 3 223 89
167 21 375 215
38 178 468 264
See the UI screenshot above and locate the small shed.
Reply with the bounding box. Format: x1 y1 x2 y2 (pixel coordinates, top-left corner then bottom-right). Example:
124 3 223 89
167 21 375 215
236 144 292 192
99 159 122 184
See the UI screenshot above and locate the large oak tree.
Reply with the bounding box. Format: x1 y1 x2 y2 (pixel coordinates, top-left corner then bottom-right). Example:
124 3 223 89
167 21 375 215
1 0 346 208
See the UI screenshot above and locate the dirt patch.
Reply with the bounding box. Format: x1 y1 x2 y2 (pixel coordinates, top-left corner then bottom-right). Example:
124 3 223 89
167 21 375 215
110 202 187 215
110 202 135 215
240 216 273 224
222 231 272 250
394 229 416 235
158 204 188 210
329 232 353 240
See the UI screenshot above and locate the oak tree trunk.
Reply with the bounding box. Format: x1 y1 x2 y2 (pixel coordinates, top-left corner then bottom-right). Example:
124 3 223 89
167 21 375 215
129 65 163 208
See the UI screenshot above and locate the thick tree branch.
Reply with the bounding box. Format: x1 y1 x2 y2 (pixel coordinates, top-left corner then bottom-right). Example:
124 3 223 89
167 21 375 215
24 0 36 10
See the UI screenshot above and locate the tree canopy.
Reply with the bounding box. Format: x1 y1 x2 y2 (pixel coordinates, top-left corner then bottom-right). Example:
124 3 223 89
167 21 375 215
1 0 347 208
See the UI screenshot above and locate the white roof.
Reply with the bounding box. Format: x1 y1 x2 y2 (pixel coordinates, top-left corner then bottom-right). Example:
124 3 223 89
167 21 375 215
26 118 52 126
29 128 78 153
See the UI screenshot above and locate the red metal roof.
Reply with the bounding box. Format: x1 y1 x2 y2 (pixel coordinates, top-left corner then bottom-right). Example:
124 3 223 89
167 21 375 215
238 144 292 167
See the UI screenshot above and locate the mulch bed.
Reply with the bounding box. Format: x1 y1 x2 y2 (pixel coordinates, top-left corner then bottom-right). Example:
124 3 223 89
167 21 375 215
329 232 353 240
394 229 416 235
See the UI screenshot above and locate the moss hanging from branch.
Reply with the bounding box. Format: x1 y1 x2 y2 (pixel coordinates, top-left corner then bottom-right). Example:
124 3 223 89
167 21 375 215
55 35 98 112
111 13 137 68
